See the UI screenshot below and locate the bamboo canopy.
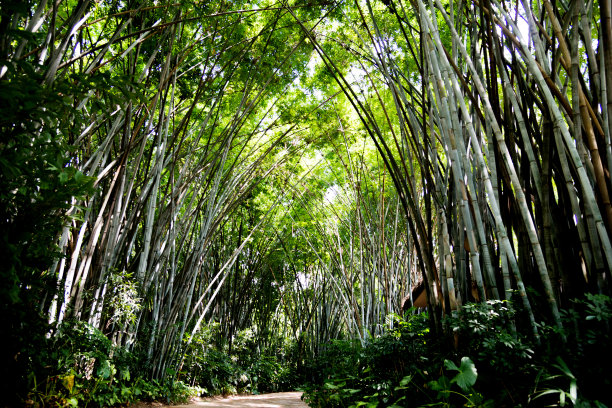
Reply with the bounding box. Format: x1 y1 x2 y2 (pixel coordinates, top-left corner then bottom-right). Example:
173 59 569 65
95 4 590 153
1 0 610 384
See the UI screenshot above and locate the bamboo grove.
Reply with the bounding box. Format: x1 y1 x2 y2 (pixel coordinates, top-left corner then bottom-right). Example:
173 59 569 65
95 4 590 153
1 0 610 399
286 0 611 340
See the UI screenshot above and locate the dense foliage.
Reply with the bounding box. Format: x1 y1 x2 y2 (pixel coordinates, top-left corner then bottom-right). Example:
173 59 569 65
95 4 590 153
0 63 95 405
23 321 201 407
181 323 301 396
1 0 611 406
302 296 612 407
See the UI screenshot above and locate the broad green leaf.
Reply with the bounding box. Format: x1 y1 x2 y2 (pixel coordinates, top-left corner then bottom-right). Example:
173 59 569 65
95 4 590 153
444 359 459 372
399 375 413 386
324 381 340 390
97 359 115 379
448 357 477 391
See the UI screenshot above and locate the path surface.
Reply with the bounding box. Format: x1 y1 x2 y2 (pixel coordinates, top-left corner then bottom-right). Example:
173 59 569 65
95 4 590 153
172 392 308 408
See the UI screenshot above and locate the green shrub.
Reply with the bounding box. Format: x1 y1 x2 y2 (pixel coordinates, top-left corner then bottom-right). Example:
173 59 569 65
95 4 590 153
446 300 534 371
532 294 612 406
24 320 200 407
181 324 301 396
302 297 612 408
301 312 445 408
443 300 535 404
0 64 96 404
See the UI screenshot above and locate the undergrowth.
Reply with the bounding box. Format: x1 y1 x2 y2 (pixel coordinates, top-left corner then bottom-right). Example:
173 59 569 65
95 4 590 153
181 324 300 396
301 295 612 407
23 320 201 407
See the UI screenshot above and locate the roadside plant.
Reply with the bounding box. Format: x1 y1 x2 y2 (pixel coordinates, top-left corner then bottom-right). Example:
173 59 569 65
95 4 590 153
531 357 608 408
420 357 493 408
446 301 534 370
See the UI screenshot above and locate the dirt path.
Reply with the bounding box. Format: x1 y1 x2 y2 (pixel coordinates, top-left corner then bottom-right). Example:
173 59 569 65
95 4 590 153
171 392 308 407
